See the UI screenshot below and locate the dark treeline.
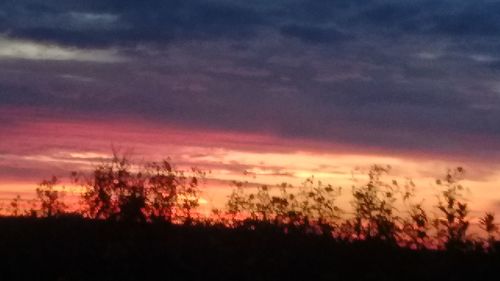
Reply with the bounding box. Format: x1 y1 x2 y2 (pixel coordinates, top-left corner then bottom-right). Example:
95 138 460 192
1 217 499 281
1 154 500 280
5 154 497 251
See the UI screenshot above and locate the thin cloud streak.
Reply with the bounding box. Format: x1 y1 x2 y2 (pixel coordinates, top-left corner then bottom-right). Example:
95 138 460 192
0 36 125 62
1 106 499 183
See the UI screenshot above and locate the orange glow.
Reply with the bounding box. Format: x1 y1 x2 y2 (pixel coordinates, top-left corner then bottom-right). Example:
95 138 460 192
1 106 500 217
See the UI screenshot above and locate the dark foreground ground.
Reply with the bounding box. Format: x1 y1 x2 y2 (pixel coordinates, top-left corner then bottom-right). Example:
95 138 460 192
0 217 499 281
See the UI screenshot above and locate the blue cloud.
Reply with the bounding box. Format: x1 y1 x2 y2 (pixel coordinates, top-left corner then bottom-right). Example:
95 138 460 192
1 0 500 159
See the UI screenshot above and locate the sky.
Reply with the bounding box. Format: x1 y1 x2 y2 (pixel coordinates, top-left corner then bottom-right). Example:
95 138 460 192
1 0 500 213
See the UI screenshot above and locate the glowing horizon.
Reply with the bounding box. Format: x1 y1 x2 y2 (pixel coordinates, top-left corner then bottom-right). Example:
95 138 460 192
2 1 500 220
1 108 500 217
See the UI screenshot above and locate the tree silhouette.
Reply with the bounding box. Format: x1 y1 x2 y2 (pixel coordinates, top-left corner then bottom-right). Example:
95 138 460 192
434 167 471 250
223 164 494 250
8 195 23 217
479 212 498 251
402 203 430 249
73 153 204 223
34 176 67 217
144 160 178 222
351 165 400 243
74 154 139 221
226 177 342 236
174 167 205 224
3 150 498 255
296 177 342 235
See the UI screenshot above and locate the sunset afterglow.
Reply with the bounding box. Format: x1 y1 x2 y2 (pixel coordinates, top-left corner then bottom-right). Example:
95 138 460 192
3 2 500 280
1 1 500 216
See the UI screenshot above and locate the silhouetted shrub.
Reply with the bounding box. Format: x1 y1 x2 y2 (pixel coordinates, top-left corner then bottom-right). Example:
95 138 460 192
72 153 204 223
226 177 342 236
33 176 67 217
4 150 497 254
434 167 472 251
8 195 23 217
350 165 400 243
479 212 498 252
402 203 430 249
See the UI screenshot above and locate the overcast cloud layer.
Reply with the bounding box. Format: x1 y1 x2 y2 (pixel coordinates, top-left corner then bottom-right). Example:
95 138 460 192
1 0 500 160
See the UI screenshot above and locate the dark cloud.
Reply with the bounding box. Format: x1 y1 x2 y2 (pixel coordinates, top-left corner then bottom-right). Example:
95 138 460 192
2 1 500 48
280 24 351 44
426 2 500 37
1 0 500 161
0 0 265 47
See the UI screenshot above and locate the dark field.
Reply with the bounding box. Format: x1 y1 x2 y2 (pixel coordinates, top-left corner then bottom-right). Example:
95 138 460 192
1 217 499 281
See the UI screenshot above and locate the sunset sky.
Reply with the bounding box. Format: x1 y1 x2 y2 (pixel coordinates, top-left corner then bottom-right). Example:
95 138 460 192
1 1 500 214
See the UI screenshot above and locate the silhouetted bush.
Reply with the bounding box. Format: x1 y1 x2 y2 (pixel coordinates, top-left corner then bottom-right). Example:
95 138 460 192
434 167 472 251
350 165 400 243
71 153 205 223
4 154 499 254
33 176 67 217
480 212 498 252
226 177 341 236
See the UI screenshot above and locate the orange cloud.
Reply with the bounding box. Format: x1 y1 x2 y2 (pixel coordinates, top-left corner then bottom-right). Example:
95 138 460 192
1 106 500 215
